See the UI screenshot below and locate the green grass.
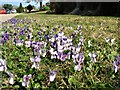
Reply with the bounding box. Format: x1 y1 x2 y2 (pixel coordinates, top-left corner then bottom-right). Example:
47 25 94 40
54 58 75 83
1 13 120 89
16 13 119 39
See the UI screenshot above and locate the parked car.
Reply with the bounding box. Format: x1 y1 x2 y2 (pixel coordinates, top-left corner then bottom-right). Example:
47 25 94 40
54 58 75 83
0 9 7 14
6 9 11 14
11 9 16 14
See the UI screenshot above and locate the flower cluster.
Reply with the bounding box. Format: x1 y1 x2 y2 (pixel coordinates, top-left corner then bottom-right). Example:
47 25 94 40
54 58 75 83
0 59 14 85
0 17 119 88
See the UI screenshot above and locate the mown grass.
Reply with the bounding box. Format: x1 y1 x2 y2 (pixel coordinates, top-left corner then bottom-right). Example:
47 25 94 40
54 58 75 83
1 13 120 89
16 13 119 39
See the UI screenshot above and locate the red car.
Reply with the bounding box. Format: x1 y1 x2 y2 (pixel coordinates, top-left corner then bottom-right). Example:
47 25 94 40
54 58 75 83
0 9 7 14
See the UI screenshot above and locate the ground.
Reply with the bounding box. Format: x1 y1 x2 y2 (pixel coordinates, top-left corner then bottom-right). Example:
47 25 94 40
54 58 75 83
1 13 120 88
0 14 19 22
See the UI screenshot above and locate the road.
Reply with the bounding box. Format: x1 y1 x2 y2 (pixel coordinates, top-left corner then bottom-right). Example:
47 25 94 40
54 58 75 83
0 14 19 22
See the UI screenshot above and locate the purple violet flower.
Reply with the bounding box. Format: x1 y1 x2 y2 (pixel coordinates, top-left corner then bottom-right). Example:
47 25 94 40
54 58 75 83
25 41 31 47
76 47 81 53
32 42 40 50
49 70 58 82
73 53 85 64
77 25 82 31
16 40 24 46
105 37 110 43
71 33 76 38
30 56 41 69
58 31 64 38
45 35 50 40
88 52 97 62
14 37 18 44
19 30 24 36
38 31 41 35
113 61 119 73
7 71 14 85
0 59 7 72
73 53 84 71
22 74 32 87
27 33 33 39
74 63 82 71
2 32 11 42
88 40 92 47
113 55 120 73
78 37 84 47
49 48 57 59
55 34 58 38
116 55 120 64
40 49 46 57
57 52 70 61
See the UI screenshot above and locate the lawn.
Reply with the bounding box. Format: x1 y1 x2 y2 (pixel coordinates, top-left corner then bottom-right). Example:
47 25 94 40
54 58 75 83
0 13 120 89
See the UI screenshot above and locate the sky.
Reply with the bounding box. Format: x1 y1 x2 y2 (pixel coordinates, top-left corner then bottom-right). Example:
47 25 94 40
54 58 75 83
0 0 50 9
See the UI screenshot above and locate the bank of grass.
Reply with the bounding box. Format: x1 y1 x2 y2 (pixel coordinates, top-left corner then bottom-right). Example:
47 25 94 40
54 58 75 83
1 13 119 88
16 13 119 39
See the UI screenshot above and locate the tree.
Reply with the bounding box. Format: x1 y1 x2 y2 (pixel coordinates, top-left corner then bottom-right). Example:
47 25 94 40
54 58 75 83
32 5 36 10
50 1 120 16
25 0 42 10
50 2 76 14
16 3 24 13
27 4 33 12
3 4 13 10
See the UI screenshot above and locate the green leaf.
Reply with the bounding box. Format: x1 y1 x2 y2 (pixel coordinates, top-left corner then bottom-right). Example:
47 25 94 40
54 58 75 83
68 76 75 85
111 51 117 56
35 83 40 88
111 74 115 79
38 74 44 80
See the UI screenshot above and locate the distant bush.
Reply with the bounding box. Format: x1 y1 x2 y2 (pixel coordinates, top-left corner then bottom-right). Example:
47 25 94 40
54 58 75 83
43 6 50 11
42 6 50 11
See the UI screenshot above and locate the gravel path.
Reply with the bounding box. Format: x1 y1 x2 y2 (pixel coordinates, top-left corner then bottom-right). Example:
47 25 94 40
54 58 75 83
0 14 19 22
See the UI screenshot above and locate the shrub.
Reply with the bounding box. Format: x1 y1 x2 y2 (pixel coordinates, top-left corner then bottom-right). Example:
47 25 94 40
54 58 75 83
16 3 24 13
42 6 50 11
